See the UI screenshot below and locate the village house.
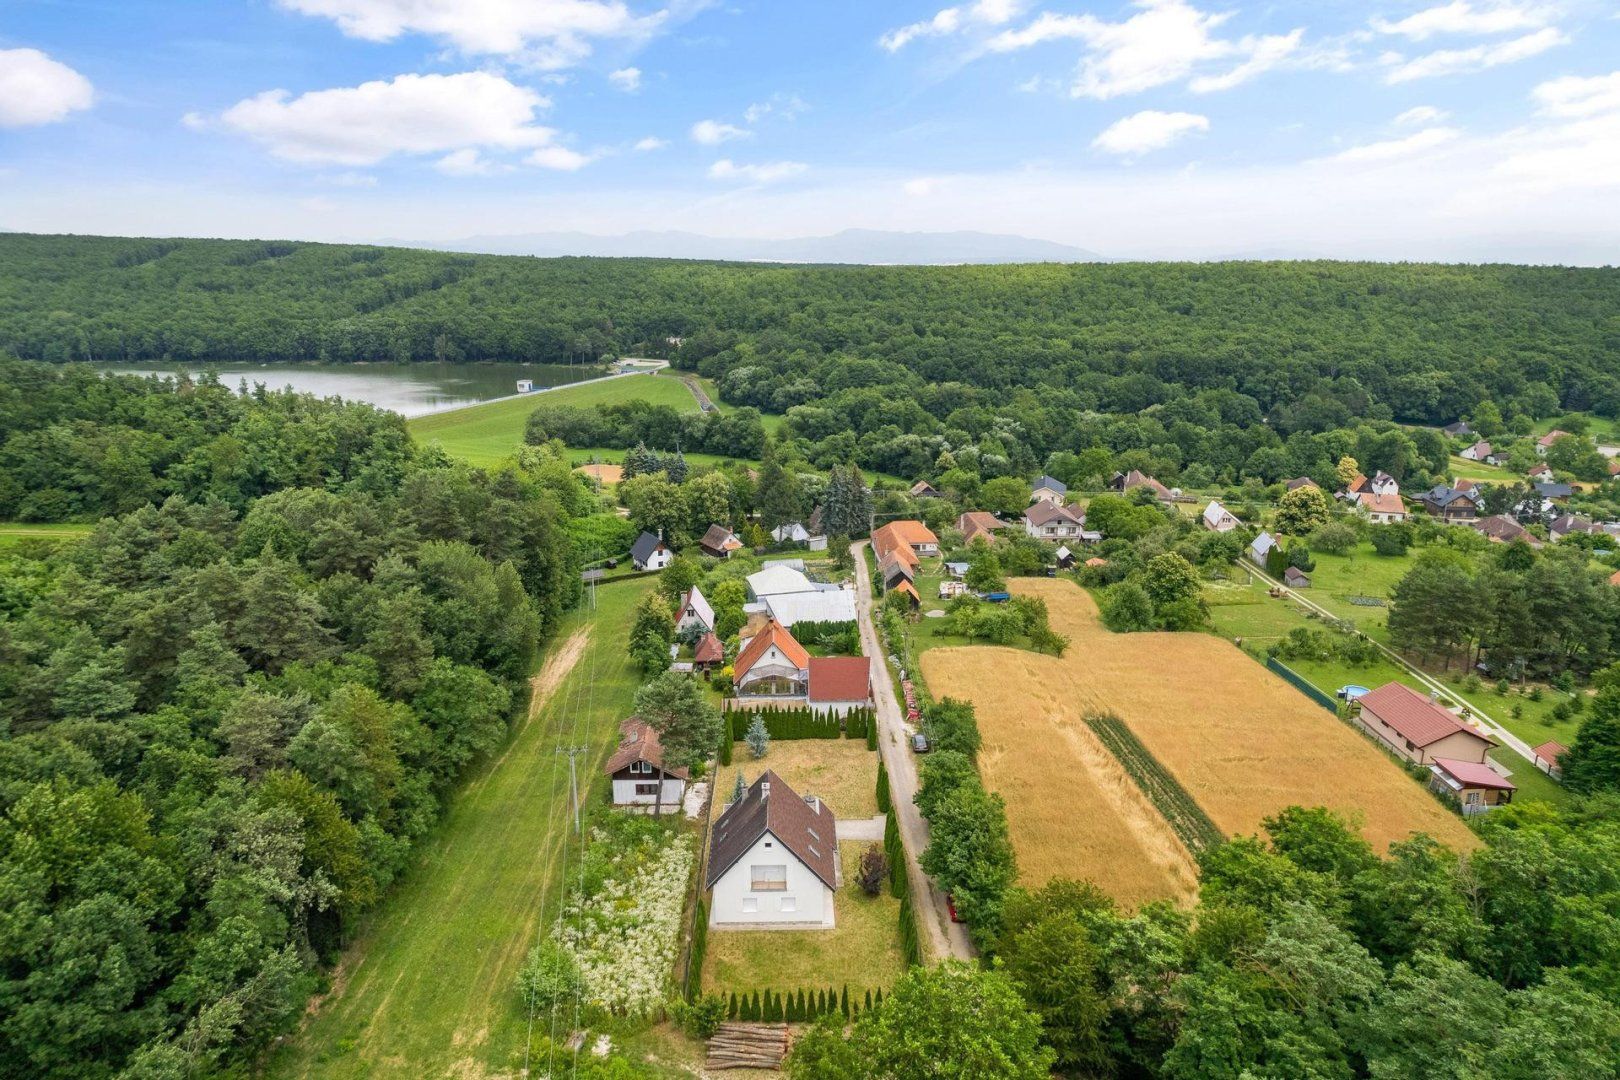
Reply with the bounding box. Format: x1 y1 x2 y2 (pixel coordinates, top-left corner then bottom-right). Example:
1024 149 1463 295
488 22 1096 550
909 479 940 499
1054 545 1076 570
879 551 916 591
956 511 1006 546
1201 500 1241 532
1023 500 1088 541
1419 484 1480 524
1352 491 1408 524
1110 469 1173 501
1550 513 1604 541
605 718 688 812
1030 475 1069 505
872 520 940 561
707 771 838 928
1429 758 1515 815
1475 514 1539 546
700 524 744 559
1284 476 1319 492
807 656 873 717
1537 430 1571 456
1283 566 1311 589
1248 530 1278 567
1534 481 1574 503
733 619 810 698
1442 421 1473 437
1527 463 1554 483
1369 471 1399 496
1458 440 1493 462
771 521 828 552
630 531 674 572
677 586 715 634
744 565 856 627
1354 682 1496 767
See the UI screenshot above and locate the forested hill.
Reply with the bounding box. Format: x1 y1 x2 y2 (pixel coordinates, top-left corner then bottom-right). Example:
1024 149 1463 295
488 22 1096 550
3 232 1619 425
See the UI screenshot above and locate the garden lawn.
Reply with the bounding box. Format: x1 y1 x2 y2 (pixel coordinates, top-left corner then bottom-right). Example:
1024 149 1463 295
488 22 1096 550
702 842 906 998
1277 542 1419 641
1448 454 1520 484
714 737 880 823
407 372 699 466
264 578 655 1080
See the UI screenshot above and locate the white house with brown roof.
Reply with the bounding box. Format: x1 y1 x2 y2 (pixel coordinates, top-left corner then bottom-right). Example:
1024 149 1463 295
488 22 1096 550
606 718 688 811
1537 430 1570 456
1459 441 1493 461
1354 682 1495 766
1429 758 1515 814
1023 500 1087 540
677 586 715 634
956 511 1006 546
1352 491 1407 524
708 771 838 928
734 619 811 698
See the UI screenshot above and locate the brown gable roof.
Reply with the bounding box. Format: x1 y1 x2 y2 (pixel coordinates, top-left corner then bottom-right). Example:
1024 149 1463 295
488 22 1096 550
604 718 689 779
693 632 725 664
734 618 809 680
1285 477 1319 491
1475 514 1531 543
700 524 740 551
1116 469 1170 497
808 656 871 703
1532 740 1567 765
1358 682 1493 750
1024 501 1085 527
706 770 837 890
1357 492 1406 516
872 520 938 563
957 511 1004 542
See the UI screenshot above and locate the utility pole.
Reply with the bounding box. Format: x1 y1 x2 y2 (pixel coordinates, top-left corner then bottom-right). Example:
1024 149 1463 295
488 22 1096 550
555 746 590 835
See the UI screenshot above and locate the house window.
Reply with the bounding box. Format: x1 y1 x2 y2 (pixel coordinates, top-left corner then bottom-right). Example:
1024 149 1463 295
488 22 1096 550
631 761 651 775
741 897 759 913
779 896 797 913
1465 791 1482 806
635 783 659 796
751 864 788 891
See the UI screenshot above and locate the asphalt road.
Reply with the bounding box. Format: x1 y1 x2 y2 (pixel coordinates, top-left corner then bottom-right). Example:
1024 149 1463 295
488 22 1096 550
850 541 975 963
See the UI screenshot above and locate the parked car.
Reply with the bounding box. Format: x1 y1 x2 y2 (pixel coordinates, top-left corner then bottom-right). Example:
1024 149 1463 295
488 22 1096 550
946 893 963 923
910 732 929 753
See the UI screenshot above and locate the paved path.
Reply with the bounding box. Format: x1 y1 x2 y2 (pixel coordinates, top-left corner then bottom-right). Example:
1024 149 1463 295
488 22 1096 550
413 367 666 419
677 373 718 414
851 541 975 962
1247 563 1543 769
836 814 887 842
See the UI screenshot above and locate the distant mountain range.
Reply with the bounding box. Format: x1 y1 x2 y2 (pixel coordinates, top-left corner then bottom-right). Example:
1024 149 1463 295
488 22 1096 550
384 228 1106 265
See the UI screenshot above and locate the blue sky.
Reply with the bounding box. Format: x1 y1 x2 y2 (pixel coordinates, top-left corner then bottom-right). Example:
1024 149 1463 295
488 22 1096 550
2 0 1618 260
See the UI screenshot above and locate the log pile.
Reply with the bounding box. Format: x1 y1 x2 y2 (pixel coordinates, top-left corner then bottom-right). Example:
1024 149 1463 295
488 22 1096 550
705 1022 791 1070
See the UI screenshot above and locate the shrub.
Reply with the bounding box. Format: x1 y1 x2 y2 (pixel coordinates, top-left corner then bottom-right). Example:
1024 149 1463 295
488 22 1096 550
745 714 770 759
858 844 889 897
516 941 582 1014
672 993 727 1038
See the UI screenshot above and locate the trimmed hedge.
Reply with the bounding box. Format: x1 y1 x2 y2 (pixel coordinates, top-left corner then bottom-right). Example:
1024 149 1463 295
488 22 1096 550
685 900 708 1002
899 896 921 967
844 709 871 742
790 620 858 646
884 809 907 898
876 759 891 813
726 706 877 742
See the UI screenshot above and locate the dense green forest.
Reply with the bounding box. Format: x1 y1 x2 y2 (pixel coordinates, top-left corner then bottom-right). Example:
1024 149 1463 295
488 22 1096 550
0 366 601 1077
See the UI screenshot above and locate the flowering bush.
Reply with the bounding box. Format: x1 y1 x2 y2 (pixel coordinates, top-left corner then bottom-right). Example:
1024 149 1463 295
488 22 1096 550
553 817 695 1016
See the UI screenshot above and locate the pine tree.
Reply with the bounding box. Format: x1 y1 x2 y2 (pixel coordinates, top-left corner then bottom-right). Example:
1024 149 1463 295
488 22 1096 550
840 986 850 1017
729 992 739 1019
732 769 746 804
666 448 689 485
746 713 770 759
623 441 651 479
864 989 873 1013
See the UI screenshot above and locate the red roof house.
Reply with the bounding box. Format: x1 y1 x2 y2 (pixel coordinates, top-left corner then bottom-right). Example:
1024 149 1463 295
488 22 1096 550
1354 682 1495 766
808 656 872 716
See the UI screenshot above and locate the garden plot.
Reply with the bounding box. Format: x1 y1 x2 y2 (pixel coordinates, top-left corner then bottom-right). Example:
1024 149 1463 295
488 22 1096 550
921 579 1477 905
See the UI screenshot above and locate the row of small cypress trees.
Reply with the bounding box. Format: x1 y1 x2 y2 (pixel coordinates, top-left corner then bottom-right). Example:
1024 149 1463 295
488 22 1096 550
724 706 877 741
727 985 878 1022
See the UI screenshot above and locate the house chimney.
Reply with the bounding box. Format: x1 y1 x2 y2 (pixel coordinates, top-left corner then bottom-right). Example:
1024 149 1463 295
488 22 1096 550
804 794 820 813
760 781 770 800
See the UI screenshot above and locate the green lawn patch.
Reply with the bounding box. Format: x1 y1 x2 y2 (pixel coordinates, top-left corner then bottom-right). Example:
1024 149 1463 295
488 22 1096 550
0 521 95 548
265 579 657 1079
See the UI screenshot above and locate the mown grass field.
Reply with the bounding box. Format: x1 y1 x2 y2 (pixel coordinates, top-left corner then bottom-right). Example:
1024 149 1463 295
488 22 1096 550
1448 454 1520 484
702 842 905 999
407 373 699 466
0 521 95 547
713 737 880 824
265 579 654 1080
1205 577 1569 805
923 579 1478 905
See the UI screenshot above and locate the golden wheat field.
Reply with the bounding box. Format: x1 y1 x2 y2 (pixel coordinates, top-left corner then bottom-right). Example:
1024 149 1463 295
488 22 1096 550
919 578 1477 906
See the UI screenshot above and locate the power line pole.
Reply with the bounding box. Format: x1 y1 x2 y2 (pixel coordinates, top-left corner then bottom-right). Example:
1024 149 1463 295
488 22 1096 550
555 746 590 835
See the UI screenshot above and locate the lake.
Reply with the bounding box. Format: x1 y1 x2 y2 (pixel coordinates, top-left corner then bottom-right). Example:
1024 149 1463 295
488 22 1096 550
90 361 608 418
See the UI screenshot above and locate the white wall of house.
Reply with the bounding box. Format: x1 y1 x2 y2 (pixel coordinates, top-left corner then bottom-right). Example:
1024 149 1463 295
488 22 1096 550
709 831 835 928
638 548 673 571
612 775 688 807
809 698 869 718
737 644 807 694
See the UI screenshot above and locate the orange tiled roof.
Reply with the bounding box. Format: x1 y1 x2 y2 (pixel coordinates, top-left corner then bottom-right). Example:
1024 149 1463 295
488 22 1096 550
734 618 809 679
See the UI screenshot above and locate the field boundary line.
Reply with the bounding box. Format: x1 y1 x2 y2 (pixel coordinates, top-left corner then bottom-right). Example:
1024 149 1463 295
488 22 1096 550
1082 712 1224 855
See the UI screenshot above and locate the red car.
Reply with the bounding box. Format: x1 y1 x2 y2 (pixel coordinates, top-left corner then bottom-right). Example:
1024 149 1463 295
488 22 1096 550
945 894 963 923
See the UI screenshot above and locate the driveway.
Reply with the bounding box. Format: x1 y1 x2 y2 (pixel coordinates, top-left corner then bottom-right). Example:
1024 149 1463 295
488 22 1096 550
851 541 975 962
836 815 887 842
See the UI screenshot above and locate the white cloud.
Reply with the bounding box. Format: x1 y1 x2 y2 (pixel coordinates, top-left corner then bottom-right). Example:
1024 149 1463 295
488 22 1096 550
609 67 642 92
326 171 380 187
526 145 595 170
275 0 663 66
1533 70 1620 118
904 176 944 196
1371 1 1555 40
435 148 502 176
0 48 94 128
708 159 806 183
214 71 567 166
880 0 1022 51
1383 26 1565 82
986 0 1302 100
1092 109 1209 155
1321 126 1461 163
690 118 748 144
634 135 669 151
1394 104 1450 125
744 93 808 124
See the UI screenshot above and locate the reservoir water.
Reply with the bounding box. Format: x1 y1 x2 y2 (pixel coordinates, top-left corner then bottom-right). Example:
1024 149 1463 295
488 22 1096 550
89 360 607 418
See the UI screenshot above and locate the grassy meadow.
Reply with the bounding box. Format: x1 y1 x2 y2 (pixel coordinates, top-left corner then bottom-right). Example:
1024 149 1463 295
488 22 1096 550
264 579 655 1079
0 521 95 548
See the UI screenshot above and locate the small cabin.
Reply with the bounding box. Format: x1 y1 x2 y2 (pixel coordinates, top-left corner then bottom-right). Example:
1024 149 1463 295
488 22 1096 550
515 379 535 393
